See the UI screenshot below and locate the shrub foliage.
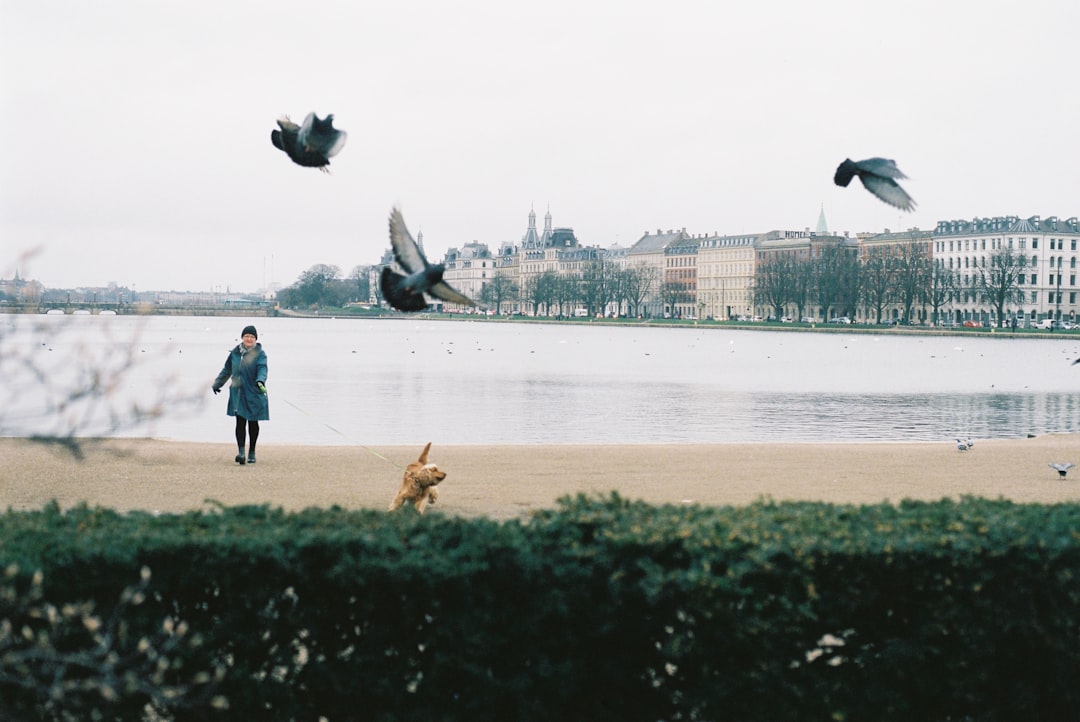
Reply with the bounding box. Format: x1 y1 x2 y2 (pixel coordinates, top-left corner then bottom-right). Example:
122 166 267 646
2 496 1079 721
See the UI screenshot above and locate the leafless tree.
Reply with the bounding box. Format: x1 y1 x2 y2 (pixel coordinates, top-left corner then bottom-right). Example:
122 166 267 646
579 259 616 317
479 271 518 315
927 263 960 325
753 255 798 321
973 247 1028 327
348 264 373 304
521 271 559 316
812 245 860 321
619 264 657 317
860 248 896 324
1 310 203 457
893 242 933 323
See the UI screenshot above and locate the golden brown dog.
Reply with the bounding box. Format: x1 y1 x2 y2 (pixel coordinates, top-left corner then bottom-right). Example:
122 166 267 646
388 442 446 514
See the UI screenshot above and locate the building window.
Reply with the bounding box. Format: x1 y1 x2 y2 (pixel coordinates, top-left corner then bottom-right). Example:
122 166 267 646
1031 274 1037 284
1031 291 1038 303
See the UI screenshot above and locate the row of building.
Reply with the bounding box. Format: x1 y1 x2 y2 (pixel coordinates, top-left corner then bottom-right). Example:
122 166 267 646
408 208 1080 324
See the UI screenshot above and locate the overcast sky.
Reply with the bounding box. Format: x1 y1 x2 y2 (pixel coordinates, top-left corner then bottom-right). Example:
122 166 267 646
2 0 1077 292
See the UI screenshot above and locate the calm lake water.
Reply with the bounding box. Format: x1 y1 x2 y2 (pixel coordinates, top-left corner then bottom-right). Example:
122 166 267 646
6 314 1080 446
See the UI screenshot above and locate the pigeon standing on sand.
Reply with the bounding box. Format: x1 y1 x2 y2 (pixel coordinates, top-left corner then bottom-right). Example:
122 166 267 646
834 157 915 211
271 113 347 171
1049 462 1075 478
380 207 478 312
956 438 973 451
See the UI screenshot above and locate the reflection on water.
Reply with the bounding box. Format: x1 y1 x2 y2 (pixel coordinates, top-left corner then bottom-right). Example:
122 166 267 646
5 314 1080 445
744 392 1080 443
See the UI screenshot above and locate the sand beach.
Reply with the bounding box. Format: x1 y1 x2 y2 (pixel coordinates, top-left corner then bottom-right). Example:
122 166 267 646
4 435 1080 520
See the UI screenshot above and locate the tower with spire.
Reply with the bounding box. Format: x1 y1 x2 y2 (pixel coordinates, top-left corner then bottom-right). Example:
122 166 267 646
521 205 542 250
816 205 829 235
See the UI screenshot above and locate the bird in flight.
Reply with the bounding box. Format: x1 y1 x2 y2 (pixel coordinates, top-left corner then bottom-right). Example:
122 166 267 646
271 113 347 171
1049 462 1074 478
834 157 915 211
381 207 478 312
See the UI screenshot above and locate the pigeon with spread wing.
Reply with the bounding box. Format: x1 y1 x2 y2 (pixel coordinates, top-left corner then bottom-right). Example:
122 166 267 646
271 113 347 171
1049 462 1075 478
381 207 478 312
834 157 915 211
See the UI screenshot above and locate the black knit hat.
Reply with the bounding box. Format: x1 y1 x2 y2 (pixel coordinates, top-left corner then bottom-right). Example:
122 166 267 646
241 325 258 339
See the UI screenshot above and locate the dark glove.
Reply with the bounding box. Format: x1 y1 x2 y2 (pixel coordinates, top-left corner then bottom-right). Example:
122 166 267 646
212 386 221 395
257 381 267 394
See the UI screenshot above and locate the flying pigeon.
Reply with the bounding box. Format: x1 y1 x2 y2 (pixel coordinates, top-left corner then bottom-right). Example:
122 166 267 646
271 113 347 171
834 157 915 211
380 207 478 312
1049 462 1074 478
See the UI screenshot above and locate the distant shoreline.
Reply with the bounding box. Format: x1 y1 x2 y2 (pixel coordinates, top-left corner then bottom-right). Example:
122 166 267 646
3 305 1072 339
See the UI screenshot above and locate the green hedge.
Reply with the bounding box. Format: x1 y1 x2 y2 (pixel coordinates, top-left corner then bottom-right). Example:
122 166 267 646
2 496 1079 721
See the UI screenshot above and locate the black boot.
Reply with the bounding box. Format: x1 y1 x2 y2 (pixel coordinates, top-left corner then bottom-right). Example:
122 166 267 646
235 448 246 465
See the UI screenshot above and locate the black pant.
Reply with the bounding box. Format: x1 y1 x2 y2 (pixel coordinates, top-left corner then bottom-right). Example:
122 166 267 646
235 415 260 454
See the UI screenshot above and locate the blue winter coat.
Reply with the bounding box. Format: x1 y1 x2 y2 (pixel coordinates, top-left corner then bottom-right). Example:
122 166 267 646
213 343 269 421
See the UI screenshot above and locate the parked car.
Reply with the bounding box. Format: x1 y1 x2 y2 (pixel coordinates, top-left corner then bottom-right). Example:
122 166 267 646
800 316 815 323
830 316 851 324
962 320 982 328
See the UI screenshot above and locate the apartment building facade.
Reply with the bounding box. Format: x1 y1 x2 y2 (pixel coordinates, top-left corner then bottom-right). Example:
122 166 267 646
932 215 1080 325
389 208 1080 324
697 233 757 321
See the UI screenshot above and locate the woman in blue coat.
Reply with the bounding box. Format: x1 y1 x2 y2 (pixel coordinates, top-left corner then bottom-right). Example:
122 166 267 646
212 325 269 465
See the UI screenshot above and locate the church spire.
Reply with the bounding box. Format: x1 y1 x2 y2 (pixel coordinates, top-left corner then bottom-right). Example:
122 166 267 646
816 204 829 235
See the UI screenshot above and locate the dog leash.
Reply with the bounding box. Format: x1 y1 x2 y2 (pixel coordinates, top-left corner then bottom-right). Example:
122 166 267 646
283 398 402 469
